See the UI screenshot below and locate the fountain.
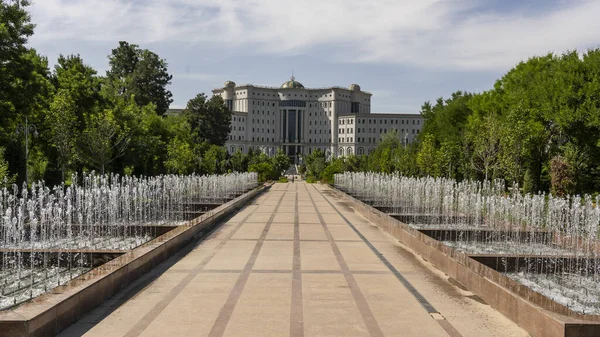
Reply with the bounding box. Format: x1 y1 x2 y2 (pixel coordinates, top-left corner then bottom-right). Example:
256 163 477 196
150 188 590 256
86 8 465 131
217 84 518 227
0 172 257 310
335 172 600 317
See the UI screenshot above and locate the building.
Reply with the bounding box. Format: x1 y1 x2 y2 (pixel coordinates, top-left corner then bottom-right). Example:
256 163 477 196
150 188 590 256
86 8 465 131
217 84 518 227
211 77 423 162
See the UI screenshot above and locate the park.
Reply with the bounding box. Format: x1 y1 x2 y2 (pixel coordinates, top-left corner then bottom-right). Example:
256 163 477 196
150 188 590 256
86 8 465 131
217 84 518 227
2 1 600 336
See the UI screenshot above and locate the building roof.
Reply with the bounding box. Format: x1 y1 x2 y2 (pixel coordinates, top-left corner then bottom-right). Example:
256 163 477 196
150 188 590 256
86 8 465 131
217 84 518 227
281 76 305 89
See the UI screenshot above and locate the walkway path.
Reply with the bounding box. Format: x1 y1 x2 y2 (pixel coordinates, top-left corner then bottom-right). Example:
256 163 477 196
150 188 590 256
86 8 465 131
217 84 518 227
60 182 529 337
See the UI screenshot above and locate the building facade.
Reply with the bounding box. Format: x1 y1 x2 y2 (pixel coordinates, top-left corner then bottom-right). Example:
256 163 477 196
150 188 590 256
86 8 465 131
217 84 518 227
211 77 423 162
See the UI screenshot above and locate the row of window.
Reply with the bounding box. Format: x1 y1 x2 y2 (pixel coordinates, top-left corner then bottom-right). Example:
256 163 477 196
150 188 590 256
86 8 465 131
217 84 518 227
340 118 420 125
309 120 331 125
246 91 369 102
352 128 419 134
309 129 331 134
251 110 276 116
232 116 245 122
309 111 331 117
252 128 276 134
252 119 274 125
228 135 245 141
308 138 332 143
251 137 276 142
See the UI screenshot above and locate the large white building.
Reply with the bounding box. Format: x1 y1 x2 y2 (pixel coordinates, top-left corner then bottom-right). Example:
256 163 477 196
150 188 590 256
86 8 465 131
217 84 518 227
212 77 423 162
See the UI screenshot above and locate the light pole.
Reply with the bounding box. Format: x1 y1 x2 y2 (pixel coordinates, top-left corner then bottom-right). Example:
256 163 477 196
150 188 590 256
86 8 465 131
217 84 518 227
16 115 38 186
403 133 409 149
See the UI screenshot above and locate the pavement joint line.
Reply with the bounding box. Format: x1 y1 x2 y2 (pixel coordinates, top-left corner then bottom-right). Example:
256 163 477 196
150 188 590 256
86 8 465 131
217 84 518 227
172 269 389 274
305 184 385 337
122 190 269 337
290 183 305 337
207 187 287 337
313 184 465 337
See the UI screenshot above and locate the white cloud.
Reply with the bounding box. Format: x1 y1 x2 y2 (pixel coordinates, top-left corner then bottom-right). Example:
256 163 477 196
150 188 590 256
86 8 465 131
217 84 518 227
28 0 600 71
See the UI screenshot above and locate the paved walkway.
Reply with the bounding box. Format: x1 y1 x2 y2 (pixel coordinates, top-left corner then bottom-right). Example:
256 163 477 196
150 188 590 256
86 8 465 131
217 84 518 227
60 183 529 337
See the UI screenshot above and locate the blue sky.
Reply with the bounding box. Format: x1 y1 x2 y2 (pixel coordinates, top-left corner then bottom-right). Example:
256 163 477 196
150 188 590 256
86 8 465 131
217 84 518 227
27 0 600 114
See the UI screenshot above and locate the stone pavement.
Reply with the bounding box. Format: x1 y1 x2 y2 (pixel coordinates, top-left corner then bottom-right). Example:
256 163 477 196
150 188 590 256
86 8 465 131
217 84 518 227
59 182 529 337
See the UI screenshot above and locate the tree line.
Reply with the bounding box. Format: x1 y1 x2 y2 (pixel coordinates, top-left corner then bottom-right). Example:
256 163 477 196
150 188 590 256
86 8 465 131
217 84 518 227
0 1 245 186
303 49 600 196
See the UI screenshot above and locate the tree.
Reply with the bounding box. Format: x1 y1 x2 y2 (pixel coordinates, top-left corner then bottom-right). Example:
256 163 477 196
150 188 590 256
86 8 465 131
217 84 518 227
271 149 291 177
368 131 401 173
230 150 248 172
416 134 441 177
550 155 576 197
165 137 196 174
47 90 78 181
1 1 53 183
187 93 231 146
249 161 275 182
106 41 173 115
201 144 228 174
0 147 15 188
304 149 326 181
52 54 102 129
79 111 130 174
466 114 501 181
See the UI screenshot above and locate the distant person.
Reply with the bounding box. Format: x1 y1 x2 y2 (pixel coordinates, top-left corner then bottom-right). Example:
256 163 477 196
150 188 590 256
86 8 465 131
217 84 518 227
292 176 295 183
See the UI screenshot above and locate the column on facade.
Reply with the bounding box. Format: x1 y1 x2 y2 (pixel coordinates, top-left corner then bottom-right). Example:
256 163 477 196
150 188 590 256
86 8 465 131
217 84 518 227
331 102 338 158
285 110 289 143
296 109 300 143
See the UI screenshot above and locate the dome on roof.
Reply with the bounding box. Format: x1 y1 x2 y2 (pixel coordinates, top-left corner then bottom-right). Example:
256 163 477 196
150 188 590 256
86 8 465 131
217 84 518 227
224 80 236 88
281 76 304 89
349 83 361 91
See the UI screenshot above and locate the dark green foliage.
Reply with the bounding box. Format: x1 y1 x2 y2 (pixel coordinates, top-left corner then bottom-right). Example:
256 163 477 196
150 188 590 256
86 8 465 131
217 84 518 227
304 149 327 181
186 94 232 146
249 162 275 182
271 149 292 176
106 41 173 115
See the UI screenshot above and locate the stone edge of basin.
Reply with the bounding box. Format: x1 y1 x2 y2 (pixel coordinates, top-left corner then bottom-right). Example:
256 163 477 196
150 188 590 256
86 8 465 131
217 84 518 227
0 182 272 337
326 184 600 337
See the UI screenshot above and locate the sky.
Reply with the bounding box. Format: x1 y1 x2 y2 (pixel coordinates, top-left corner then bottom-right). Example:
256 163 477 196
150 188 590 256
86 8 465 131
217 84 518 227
26 0 600 114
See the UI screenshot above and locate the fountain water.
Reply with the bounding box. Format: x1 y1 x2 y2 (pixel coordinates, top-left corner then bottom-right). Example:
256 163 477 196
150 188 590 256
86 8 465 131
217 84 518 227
335 172 600 315
0 172 257 310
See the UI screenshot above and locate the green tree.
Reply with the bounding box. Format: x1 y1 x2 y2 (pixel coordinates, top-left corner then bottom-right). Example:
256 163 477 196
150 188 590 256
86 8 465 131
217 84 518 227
106 41 173 115
0 1 53 183
271 149 291 177
186 93 231 146
321 158 345 184
165 137 196 174
0 147 16 188
52 54 102 128
47 90 78 181
230 150 248 172
79 111 130 174
304 149 326 181
466 114 501 181
416 134 441 177
249 162 275 182
201 145 228 174
367 131 401 173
